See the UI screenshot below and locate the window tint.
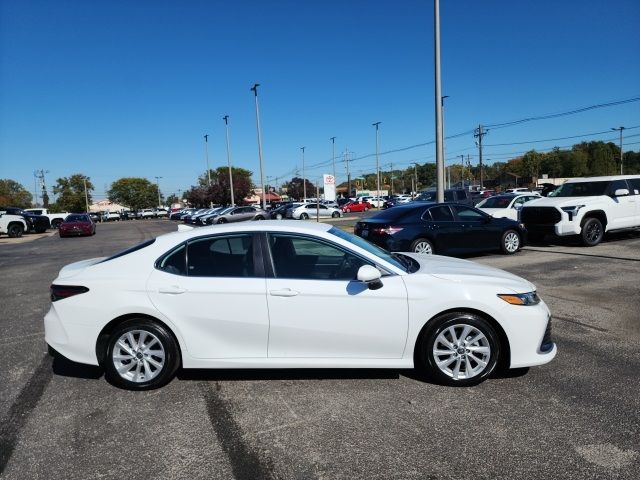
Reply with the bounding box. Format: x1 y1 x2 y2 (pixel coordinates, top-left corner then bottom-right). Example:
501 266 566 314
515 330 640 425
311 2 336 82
606 180 629 196
628 178 640 195
269 234 369 280
553 181 608 197
454 206 485 220
158 244 187 275
513 197 526 206
187 234 256 277
428 205 454 221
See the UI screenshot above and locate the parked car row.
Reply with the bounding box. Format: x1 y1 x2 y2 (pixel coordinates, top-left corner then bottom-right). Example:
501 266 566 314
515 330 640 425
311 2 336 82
0 206 51 237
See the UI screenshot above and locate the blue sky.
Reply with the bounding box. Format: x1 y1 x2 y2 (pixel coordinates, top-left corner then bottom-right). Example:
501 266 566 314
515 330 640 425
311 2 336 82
1 0 639 201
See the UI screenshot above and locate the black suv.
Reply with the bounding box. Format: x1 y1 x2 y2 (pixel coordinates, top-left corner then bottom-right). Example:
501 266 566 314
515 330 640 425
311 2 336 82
414 189 473 206
0 206 50 233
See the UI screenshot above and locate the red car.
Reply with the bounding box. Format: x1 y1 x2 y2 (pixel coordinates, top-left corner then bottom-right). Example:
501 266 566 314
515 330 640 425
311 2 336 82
59 214 96 237
341 201 372 213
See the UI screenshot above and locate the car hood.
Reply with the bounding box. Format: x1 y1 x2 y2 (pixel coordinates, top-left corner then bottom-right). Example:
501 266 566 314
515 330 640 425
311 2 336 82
57 257 106 279
400 252 536 293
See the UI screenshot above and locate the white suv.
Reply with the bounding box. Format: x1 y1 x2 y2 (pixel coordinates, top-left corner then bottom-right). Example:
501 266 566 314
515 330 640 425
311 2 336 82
521 175 640 246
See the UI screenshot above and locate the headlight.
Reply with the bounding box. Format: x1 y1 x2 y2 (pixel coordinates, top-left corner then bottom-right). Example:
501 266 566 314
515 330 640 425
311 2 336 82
497 291 540 306
561 205 585 221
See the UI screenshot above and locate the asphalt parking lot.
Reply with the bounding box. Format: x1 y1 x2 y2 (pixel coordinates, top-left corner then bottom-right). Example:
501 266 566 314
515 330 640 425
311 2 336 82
1 219 639 479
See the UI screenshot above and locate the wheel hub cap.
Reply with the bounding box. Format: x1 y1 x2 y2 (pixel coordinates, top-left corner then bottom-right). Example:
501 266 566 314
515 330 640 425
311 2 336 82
433 323 491 380
112 330 165 383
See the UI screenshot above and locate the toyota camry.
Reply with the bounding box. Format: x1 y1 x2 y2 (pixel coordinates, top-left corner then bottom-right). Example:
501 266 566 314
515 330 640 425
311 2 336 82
45 221 556 390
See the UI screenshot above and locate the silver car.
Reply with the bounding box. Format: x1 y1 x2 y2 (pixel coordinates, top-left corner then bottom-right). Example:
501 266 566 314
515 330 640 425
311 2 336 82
289 203 342 220
212 206 267 224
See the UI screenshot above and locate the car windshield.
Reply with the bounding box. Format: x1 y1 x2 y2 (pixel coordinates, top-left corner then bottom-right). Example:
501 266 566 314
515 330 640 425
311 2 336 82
477 196 513 208
328 226 407 272
552 181 609 197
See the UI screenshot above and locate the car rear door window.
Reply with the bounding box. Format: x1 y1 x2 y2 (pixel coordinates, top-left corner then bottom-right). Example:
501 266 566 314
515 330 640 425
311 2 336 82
427 205 454 221
186 234 256 277
453 206 485 220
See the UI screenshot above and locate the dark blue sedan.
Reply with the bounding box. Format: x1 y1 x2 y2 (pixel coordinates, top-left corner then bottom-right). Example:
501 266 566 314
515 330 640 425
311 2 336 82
354 203 526 256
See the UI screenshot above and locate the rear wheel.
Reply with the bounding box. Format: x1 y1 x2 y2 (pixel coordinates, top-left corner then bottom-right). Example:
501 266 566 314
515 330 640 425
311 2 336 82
51 219 63 229
276 213 283 220
345 208 351 213
332 211 340 218
254 216 264 220
104 319 180 390
418 312 500 387
501 230 521 254
411 238 434 255
581 217 603 246
300 213 309 220
7 223 24 238
217 218 227 224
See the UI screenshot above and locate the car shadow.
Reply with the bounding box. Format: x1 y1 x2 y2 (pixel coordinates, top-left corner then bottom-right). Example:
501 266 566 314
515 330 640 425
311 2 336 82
526 228 640 248
52 355 104 379
177 368 405 382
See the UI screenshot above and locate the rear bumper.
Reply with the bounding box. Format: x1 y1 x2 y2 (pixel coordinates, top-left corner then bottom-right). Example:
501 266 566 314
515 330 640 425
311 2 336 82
44 306 100 366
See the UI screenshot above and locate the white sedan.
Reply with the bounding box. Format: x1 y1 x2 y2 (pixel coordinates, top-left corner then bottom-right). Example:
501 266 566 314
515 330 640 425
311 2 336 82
45 221 556 390
477 193 541 221
289 203 342 219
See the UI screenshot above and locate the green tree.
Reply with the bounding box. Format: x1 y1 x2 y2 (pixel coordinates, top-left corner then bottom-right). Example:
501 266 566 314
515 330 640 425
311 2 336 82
196 167 253 205
53 174 93 212
0 179 33 207
165 194 180 206
284 177 316 200
108 177 160 210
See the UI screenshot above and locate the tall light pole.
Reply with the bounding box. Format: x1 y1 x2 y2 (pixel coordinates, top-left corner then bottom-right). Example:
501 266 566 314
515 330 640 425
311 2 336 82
154 176 163 207
434 0 445 203
330 137 336 184
83 176 90 213
251 83 267 210
460 154 465 189
223 115 235 206
300 146 306 200
441 95 449 188
373 121 381 206
612 126 626 175
203 135 212 186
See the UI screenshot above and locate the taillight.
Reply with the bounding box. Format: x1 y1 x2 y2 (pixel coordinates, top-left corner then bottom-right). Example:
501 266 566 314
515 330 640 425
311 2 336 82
372 227 403 235
50 285 89 302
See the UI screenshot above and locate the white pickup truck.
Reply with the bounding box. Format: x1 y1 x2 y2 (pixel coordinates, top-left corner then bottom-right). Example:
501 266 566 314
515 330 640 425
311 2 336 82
521 175 640 246
0 213 29 238
24 208 70 229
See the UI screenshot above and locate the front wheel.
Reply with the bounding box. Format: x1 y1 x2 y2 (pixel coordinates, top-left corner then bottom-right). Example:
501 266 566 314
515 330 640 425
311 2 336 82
345 208 351 213
7 223 24 238
300 213 309 220
332 211 340 218
501 230 521 254
581 217 603 247
418 312 500 387
276 213 283 220
217 218 227 224
254 216 264 220
51 219 63 229
104 319 180 390
411 238 434 255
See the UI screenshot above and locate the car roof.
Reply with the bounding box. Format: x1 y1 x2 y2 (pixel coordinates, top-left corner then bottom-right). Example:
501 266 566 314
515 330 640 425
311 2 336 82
566 174 640 183
163 220 332 242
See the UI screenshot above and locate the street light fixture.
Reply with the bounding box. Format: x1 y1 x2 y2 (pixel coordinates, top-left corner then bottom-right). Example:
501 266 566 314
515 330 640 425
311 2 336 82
223 115 235 206
251 84 267 210
373 122 381 207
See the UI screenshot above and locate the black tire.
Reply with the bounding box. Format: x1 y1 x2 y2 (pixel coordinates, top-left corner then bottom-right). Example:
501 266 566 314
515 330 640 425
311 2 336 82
254 216 264 220
7 223 24 238
345 208 351 213
300 213 309 220
217 218 227 224
500 229 521 255
418 312 500 387
104 319 180 391
51 219 63 229
276 213 283 220
332 211 340 218
581 217 603 247
410 238 435 255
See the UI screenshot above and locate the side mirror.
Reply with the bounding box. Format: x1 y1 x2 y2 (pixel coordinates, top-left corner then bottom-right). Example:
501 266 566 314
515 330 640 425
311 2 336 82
357 265 383 290
614 188 629 197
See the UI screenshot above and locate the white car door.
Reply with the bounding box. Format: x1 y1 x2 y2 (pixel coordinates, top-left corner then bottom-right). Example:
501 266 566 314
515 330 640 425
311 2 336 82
607 180 637 228
146 233 269 359
265 233 409 358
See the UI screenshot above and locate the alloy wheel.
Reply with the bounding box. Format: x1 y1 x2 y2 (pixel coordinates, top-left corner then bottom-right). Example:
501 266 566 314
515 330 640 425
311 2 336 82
432 324 491 380
112 330 166 383
414 241 433 254
503 231 520 253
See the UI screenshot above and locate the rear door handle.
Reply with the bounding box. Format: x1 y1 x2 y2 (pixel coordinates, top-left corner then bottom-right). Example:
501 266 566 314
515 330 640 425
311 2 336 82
269 288 299 297
158 286 186 294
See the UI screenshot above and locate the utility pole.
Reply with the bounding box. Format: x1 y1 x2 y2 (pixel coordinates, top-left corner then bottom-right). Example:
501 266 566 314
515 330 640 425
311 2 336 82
223 115 235 206
389 162 394 195
373 121 381 206
203 135 212 186
330 137 336 184
251 83 267 210
413 163 419 193
474 125 488 188
300 146 306 200
434 0 445 203
83 177 90 213
33 171 39 207
154 176 163 207
441 95 449 190
344 149 352 198
460 154 465 189
612 126 626 175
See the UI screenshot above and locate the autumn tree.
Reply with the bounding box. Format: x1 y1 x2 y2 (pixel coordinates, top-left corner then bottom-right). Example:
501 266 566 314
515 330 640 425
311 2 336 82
0 179 33 208
53 174 93 212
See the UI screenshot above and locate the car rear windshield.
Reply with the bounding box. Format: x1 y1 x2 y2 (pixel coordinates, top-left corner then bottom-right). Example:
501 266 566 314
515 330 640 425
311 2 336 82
478 196 513 208
551 181 609 197
99 238 156 263
66 214 88 222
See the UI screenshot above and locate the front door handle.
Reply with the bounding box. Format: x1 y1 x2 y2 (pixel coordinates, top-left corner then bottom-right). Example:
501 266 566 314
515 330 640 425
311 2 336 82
158 286 186 294
269 288 299 297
